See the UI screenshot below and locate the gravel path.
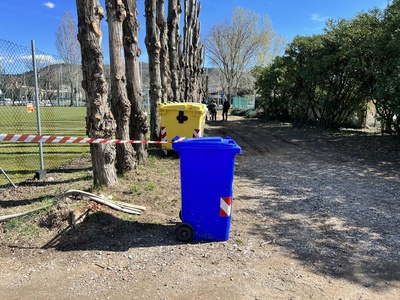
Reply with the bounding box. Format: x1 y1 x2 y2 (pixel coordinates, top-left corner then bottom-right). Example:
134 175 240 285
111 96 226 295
0 116 399 299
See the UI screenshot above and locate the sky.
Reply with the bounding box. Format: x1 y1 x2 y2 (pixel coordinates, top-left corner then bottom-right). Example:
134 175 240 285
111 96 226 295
0 0 391 64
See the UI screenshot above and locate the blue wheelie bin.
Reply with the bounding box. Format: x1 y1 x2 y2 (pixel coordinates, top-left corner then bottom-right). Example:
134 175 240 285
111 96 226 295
172 136 242 242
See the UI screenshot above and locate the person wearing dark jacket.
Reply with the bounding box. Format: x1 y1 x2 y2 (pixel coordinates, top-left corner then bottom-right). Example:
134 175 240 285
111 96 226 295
208 100 218 121
222 98 231 121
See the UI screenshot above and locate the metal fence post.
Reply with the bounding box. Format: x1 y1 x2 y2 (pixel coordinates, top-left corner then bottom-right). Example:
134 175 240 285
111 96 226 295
0 39 88 189
31 40 46 179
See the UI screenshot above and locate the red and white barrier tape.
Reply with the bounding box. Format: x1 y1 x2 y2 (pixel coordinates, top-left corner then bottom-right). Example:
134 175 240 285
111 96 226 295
0 133 185 144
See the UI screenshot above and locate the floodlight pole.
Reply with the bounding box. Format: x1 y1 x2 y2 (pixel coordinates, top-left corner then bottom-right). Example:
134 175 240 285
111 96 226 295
31 40 46 179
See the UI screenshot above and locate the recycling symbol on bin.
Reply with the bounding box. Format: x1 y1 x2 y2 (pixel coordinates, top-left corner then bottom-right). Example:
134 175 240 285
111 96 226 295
176 111 188 123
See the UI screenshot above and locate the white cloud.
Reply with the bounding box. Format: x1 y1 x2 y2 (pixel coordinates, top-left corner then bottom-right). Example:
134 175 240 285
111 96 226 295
310 13 327 22
20 54 61 66
43 2 55 9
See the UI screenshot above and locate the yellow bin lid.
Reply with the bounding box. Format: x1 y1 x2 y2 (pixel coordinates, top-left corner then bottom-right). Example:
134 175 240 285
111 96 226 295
159 102 207 114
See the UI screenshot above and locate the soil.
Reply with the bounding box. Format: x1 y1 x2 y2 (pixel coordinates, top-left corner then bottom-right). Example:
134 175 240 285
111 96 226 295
0 115 399 300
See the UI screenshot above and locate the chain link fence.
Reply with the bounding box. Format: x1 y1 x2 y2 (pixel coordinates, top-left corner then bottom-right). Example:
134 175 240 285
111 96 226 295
0 39 88 191
232 96 255 109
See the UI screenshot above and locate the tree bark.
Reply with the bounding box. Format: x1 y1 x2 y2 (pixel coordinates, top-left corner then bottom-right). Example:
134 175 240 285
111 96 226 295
122 0 149 164
167 0 182 102
157 0 172 103
106 0 136 174
183 0 193 102
145 0 162 141
193 2 204 102
76 0 118 186
183 0 203 102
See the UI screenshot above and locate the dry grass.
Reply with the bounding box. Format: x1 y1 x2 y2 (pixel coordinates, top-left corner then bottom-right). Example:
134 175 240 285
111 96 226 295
0 150 182 244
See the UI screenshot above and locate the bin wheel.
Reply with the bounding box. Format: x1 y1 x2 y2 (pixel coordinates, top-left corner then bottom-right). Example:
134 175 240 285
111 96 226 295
175 223 194 242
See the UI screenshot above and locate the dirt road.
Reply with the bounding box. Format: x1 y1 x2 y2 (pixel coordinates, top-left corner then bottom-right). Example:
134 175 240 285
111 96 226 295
1 115 399 299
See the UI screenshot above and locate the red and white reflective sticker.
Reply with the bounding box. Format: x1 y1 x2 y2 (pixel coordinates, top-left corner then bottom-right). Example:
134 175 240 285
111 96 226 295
220 196 232 217
192 129 200 138
161 127 167 142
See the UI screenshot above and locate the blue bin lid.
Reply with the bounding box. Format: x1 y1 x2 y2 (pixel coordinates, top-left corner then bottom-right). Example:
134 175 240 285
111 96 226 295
172 136 242 154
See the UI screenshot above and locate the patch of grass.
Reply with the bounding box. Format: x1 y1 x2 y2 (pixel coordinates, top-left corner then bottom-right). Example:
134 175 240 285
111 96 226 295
235 238 243 245
0 106 89 186
3 215 43 239
0 107 87 135
1 197 58 238
0 146 181 245
2 218 22 232
128 182 157 195
117 213 138 223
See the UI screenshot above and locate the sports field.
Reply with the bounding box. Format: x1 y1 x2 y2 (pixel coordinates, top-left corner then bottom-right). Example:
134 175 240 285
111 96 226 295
0 106 89 187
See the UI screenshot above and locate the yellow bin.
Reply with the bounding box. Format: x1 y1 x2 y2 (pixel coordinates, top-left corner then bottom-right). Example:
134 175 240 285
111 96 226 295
159 102 207 150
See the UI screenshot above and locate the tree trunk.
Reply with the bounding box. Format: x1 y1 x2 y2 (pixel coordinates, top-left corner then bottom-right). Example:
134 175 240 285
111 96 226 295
145 0 162 141
193 2 204 102
167 0 182 102
183 0 203 103
75 0 118 186
183 0 193 102
106 0 136 174
157 0 172 103
122 0 149 165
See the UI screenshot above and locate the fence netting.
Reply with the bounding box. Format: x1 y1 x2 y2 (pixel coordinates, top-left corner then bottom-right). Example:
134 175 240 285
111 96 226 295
0 39 87 191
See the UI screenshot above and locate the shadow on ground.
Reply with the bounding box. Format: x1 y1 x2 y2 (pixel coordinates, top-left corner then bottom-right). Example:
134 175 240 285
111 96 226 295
41 211 187 251
207 116 400 290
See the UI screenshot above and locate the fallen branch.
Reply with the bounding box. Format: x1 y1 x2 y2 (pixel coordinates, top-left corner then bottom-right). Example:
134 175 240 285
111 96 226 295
0 190 146 222
64 190 146 215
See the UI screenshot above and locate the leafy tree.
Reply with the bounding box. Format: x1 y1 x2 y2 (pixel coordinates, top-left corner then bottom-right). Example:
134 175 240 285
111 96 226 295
309 16 374 129
370 0 400 134
254 1 400 134
256 13 380 129
252 58 290 121
282 35 323 127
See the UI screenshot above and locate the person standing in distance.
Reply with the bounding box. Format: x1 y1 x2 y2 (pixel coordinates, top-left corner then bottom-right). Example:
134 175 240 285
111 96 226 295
222 98 231 121
208 100 218 121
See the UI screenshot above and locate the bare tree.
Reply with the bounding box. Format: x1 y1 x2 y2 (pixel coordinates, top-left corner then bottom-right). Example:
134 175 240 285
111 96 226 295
106 0 136 174
205 7 282 100
55 11 81 106
122 0 149 164
157 0 172 103
144 0 203 118
144 0 162 141
76 0 118 186
167 0 183 102
183 0 203 102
